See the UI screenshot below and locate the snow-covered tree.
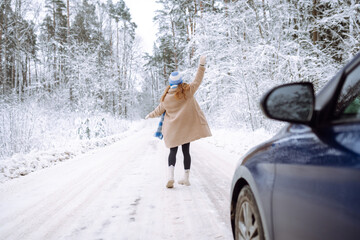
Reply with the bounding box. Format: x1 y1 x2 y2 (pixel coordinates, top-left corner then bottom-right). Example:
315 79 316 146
146 0 360 130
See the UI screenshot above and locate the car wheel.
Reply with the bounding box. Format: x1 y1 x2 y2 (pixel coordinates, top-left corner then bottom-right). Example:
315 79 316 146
235 185 265 240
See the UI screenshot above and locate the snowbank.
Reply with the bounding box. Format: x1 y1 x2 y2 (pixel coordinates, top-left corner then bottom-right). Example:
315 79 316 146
204 127 273 156
0 120 148 183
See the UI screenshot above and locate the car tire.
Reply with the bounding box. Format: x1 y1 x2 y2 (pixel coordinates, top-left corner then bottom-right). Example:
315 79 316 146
235 185 265 240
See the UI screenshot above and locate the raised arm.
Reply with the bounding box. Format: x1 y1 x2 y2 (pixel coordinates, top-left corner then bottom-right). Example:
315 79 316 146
189 55 206 96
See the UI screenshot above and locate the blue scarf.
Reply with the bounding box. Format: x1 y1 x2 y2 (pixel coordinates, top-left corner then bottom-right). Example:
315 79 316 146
154 112 165 139
154 85 178 140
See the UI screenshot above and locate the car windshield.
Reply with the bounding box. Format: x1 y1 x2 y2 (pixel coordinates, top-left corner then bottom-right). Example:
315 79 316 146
334 63 360 120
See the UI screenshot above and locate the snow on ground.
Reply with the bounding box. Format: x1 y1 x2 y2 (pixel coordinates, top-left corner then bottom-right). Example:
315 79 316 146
0 119 272 240
0 121 144 183
0 120 272 184
204 127 272 156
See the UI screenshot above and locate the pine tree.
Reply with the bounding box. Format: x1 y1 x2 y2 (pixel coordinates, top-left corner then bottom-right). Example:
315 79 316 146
71 0 101 46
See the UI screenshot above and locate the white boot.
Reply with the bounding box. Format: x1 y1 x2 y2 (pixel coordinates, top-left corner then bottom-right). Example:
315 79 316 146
166 165 175 188
178 169 190 186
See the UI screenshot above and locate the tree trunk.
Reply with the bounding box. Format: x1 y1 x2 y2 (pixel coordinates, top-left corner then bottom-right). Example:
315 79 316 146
2 0 7 95
53 1 57 87
249 0 263 39
11 58 14 89
109 17 112 57
112 92 116 116
116 21 119 77
170 17 178 69
163 49 167 79
67 0 70 42
28 57 31 95
186 8 192 62
34 59 38 93
15 0 20 98
25 55 28 89
262 0 267 22
224 0 228 16
0 4 3 93
244 80 255 131
123 21 127 118
312 0 318 44
116 21 122 115
190 2 197 60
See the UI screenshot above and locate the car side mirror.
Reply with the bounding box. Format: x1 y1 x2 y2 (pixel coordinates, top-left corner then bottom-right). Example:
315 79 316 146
260 83 315 124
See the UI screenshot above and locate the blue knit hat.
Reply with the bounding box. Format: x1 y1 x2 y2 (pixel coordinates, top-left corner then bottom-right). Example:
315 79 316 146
169 71 183 86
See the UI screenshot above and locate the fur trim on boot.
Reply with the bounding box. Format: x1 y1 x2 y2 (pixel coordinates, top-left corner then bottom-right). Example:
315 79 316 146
178 169 190 186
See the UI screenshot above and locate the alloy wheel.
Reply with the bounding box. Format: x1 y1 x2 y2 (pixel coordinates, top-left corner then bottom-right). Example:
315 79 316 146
235 186 264 240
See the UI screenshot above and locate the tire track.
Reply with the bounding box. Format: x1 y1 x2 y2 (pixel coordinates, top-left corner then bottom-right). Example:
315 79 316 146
190 141 237 231
0 131 149 240
0 123 237 240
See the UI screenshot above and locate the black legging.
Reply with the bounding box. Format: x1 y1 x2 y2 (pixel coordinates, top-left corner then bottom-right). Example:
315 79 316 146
168 143 191 169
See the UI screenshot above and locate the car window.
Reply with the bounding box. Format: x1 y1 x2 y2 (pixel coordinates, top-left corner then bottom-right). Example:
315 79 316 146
334 63 360 121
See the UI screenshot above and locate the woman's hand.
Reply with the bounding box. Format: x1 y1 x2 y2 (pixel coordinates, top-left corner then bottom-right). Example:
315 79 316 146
199 55 206 66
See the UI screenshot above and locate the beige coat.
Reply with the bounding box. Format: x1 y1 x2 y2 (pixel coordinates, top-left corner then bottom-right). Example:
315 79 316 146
148 66 212 148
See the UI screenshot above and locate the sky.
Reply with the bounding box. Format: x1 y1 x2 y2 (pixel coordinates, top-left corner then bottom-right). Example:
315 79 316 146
123 0 159 54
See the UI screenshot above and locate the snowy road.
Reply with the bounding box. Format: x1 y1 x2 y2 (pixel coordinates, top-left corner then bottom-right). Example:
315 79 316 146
0 121 239 240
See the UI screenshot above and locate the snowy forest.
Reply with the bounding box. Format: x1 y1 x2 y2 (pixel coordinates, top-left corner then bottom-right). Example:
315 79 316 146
1 0 360 161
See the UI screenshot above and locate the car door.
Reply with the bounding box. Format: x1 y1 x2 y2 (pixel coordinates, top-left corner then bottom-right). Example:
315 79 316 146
271 62 360 240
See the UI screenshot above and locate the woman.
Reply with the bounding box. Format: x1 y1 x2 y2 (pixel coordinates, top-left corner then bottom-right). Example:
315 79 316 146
145 55 212 188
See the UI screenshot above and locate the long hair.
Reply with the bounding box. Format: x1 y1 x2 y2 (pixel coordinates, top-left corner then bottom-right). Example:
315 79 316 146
160 83 190 102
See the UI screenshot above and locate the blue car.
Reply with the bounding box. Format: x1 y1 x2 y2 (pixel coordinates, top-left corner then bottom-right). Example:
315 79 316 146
230 52 360 240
